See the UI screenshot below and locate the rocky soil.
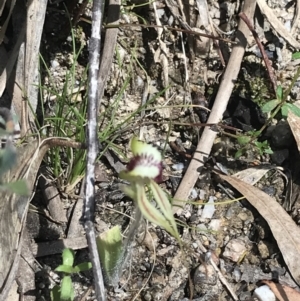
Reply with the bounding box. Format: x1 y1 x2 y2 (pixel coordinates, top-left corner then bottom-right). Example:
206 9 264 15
9 0 300 300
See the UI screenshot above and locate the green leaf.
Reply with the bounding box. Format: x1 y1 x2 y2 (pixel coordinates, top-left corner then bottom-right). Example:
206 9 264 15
261 99 280 113
60 276 74 301
237 135 251 145
62 248 75 267
51 285 61 301
292 52 300 60
254 140 273 155
55 265 74 274
276 85 283 100
96 225 124 286
0 180 29 195
73 262 92 273
281 104 289 117
235 149 244 159
264 148 274 154
286 103 300 117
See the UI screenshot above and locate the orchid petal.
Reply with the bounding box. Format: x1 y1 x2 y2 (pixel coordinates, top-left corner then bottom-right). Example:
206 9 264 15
135 184 177 237
150 180 180 242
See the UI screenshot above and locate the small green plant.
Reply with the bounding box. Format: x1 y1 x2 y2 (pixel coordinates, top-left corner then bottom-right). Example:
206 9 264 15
51 248 92 301
39 30 87 192
261 83 300 118
235 53 300 158
261 51 300 119
235 130 273 158
253 140 273 156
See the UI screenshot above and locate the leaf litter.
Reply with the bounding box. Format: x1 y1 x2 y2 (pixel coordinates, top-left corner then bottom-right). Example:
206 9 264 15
219 173 300 286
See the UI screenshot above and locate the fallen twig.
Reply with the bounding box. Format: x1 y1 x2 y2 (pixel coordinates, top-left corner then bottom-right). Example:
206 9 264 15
97 0 120 109
172 0 257 214
85 0 106 299
291 0 300 35
239 12 277 94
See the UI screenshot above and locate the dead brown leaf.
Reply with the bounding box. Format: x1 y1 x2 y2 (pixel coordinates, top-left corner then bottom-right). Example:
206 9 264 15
233 165 275 185
261 280 300 301
219 174 300 285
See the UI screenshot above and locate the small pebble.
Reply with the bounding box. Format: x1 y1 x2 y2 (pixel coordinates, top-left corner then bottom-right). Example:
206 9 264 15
135 75 144 88
258 241 270 259
199 189 206 199
190 188 198 199
225 206 236 219
232 266 241 282
284 20 291 31
201 196 216 219
238 211 249 221
193 264 217 285
223 237 248 262
254 285 276 301
192 242 198 249
51 59 60 69
172 162 184 171
208 219 221 231
197 224 208 232
156 8 165 18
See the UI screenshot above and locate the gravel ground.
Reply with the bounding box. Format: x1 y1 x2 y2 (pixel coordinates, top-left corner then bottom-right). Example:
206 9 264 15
15 0 300 300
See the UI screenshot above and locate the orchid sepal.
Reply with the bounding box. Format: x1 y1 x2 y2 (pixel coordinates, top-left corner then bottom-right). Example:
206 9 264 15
149 180 180 242
135 183 179 239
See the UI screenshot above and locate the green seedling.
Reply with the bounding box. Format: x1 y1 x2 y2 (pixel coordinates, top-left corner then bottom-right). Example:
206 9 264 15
262 82 300 118
51 248 92 301
234 130 273 158
261 51 300 119
253 140 273 156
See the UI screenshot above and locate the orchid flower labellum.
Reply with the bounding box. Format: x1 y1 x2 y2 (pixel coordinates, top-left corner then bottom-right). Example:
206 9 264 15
119 137 181 244
119 137 163 184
